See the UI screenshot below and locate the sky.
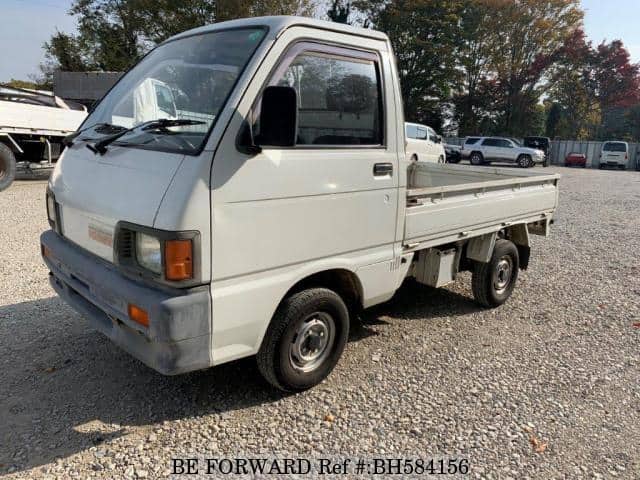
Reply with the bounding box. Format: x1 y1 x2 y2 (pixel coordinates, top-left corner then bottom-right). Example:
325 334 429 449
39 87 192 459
1 0 640 83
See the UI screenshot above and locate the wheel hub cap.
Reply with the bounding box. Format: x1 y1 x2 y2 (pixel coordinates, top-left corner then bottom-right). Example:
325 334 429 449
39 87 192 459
289 313 335 373
493 257 513 294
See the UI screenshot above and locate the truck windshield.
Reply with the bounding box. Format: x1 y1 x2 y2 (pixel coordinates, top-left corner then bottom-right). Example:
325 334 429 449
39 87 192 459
81 28 266 155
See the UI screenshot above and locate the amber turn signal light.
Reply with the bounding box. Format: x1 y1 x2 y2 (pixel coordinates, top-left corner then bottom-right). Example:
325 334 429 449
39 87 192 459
128 304 149 327
165 239 193 281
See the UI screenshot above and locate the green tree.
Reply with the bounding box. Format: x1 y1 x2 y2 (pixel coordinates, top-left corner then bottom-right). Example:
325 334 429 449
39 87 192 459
3 79 43 90
359 0 464 130
42 0 314 77
546 30 640 140
452 0 500 135
327 0 351 24
487 0 583 136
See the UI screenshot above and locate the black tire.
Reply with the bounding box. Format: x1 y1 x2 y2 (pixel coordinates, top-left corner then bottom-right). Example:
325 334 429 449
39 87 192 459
411 154 418 162
0 143 16 192
257 288 349 392
471 239 519 308
470 152 484 166
517 154 531 168
438 155 445 164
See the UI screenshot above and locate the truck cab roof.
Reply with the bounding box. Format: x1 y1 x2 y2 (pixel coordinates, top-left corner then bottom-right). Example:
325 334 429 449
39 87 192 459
164 15 390 45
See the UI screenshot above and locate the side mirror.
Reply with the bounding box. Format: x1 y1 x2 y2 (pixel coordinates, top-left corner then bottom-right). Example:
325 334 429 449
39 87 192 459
434 135 442 144
257 86 297 147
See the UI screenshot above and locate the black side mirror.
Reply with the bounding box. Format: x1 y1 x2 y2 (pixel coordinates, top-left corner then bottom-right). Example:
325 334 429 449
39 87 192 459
257 86 297 147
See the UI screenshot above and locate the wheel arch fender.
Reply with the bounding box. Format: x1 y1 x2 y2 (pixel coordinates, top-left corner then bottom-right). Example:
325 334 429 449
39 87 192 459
211 262 366 366
279 268 364 315
252 266 363 357
505 224 530 270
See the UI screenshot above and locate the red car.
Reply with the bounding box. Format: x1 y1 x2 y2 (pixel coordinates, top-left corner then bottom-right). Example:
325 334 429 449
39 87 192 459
565 152 587 168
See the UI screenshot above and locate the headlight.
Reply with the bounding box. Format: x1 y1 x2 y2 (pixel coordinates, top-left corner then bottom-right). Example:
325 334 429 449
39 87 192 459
136 233 162 274
46 193 56 224
116 223 199 286
46 189 60 233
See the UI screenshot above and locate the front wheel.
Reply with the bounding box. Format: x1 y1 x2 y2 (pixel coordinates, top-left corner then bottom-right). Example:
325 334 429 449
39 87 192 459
438 155 445 164
517 154 531 168
0 143 17 192
470 152 484 166
472 239 519 308
257 288 350 392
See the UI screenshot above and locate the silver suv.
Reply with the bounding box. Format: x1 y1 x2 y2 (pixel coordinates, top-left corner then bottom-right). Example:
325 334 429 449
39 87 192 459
461 137 545 168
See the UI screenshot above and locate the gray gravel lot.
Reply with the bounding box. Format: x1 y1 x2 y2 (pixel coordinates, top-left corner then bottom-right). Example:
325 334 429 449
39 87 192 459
1 167 639 479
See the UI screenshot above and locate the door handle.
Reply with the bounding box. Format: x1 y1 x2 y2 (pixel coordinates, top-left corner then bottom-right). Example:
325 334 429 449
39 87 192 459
373 162 393 177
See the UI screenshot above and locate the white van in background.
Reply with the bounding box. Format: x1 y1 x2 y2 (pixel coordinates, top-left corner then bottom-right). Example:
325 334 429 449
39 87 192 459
599 141 629 169
405 122 445 163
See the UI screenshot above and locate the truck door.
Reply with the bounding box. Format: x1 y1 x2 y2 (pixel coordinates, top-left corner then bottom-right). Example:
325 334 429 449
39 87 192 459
210 39 399 287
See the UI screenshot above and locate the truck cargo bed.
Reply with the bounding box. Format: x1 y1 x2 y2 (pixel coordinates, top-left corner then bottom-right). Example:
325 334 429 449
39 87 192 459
404 163 559 249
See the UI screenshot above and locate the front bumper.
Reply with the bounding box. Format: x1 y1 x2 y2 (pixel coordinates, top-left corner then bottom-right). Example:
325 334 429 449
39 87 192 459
41 230 212 375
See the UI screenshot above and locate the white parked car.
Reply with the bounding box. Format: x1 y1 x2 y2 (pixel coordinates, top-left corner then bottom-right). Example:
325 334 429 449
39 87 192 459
405 122 445 163
461 136 545 168
599 141 629 169
42 16 560 392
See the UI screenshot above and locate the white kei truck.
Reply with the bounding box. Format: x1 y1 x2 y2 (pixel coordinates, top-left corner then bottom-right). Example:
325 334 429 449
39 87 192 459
41 17 560 392
0 85 87 191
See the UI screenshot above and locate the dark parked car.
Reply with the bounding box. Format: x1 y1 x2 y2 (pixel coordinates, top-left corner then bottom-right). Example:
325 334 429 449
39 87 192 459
565 152 587 168
444 144 462 163
523 137 550 166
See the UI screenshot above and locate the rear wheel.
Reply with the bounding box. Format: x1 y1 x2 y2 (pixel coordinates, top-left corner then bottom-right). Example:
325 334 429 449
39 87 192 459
257 288 350 392
0 143 16 192
470 152 484 166
472 239 519 308
438 155 445 164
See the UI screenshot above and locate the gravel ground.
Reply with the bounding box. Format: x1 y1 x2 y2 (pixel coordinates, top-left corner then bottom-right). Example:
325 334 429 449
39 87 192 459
1 168 639 479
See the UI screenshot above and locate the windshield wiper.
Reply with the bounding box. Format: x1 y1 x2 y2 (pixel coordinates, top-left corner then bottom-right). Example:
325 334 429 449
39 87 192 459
86 119 205 155
63 122 125 147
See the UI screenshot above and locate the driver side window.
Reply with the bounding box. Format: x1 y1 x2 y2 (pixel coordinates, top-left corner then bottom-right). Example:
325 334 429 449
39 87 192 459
256 44 384 147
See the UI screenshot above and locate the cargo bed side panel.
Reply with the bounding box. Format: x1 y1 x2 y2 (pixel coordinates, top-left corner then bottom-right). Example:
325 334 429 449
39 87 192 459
404 182 558 245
